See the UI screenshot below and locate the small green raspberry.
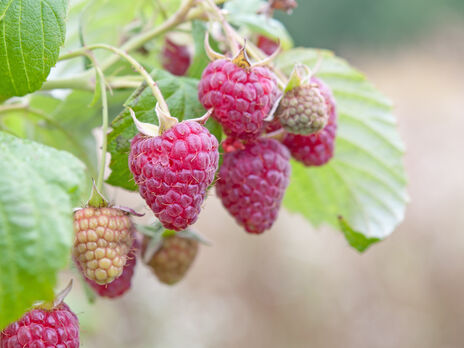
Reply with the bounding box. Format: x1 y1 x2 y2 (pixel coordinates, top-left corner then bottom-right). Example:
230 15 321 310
276 83 329 135
73 207 134 285
143 235 198 285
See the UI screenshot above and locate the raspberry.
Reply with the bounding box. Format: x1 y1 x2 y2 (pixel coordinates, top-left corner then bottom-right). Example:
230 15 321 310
283 77 337 166
221 137 245 153
257 35 279 56
216 138 291 234
162 38 191 76
0 303 79 348
270 0 298 12
198 59 280 140
276 83 329 135
143 235 198 285
84 237 139 298
129 121 219 231
73 207 134 285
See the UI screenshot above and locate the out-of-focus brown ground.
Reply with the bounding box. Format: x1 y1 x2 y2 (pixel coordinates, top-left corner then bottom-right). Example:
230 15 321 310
65 27 464 348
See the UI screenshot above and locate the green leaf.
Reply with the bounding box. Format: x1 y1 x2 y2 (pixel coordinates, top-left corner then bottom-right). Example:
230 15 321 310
338 216 380 252
107 69 223 191
0 0 68 99
277 48 408 250
0 90 131 176
224 0 293 50
0 132 85 329
187 20 220 79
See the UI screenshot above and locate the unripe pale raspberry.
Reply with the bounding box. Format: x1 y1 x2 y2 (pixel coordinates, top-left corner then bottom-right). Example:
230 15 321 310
198 59 280 140
84 237 139 298
283 77 338 166
73 207 134 285
216 138 291 234
143 235 198 285
0 303 79 348
162 38 191 76
129 121 219 231
276 83 329 135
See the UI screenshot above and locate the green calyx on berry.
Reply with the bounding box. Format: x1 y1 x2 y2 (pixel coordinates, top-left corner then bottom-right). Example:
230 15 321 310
204 32 280 70
140 221 210 264
34 279 74 311
87 180 109 208
129 104 213 138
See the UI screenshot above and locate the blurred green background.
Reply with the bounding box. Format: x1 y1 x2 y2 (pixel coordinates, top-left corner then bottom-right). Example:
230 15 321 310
277 0 464 49
63 1 464 347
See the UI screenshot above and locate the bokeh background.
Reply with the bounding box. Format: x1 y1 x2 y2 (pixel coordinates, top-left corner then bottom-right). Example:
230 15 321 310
64 1 464 347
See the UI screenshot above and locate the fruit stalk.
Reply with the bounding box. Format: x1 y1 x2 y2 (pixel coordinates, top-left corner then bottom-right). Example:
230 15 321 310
204 0 240 55
58 44 176 133
88 54 110 193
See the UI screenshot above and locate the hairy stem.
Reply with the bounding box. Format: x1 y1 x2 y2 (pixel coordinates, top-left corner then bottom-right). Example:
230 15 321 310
83 44 170 115
88 54 109 193
41 75 143 91
204 0 239 55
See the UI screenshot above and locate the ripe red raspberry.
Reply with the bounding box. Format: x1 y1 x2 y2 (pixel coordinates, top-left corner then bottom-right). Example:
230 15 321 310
276 83 329 135
162 38 191 76
257 35 279 56
0 303 79 348
83 237 139 298
143 235 198 285
216 138 291 234
283 77 337 166
221 137 245 153
198 59 280 140
129 121 219 231
73 207 134 285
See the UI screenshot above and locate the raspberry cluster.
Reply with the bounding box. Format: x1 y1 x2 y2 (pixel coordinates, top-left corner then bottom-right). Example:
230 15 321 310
0 303 79 348
197 53 337 234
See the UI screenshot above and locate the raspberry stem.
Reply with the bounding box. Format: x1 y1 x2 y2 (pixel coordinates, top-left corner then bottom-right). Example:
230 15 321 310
58 44 178 134
90 55 110 193
204 0 240 55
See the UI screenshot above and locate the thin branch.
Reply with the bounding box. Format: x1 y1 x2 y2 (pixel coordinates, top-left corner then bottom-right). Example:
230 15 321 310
86 53 109 192
204 0 239 55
